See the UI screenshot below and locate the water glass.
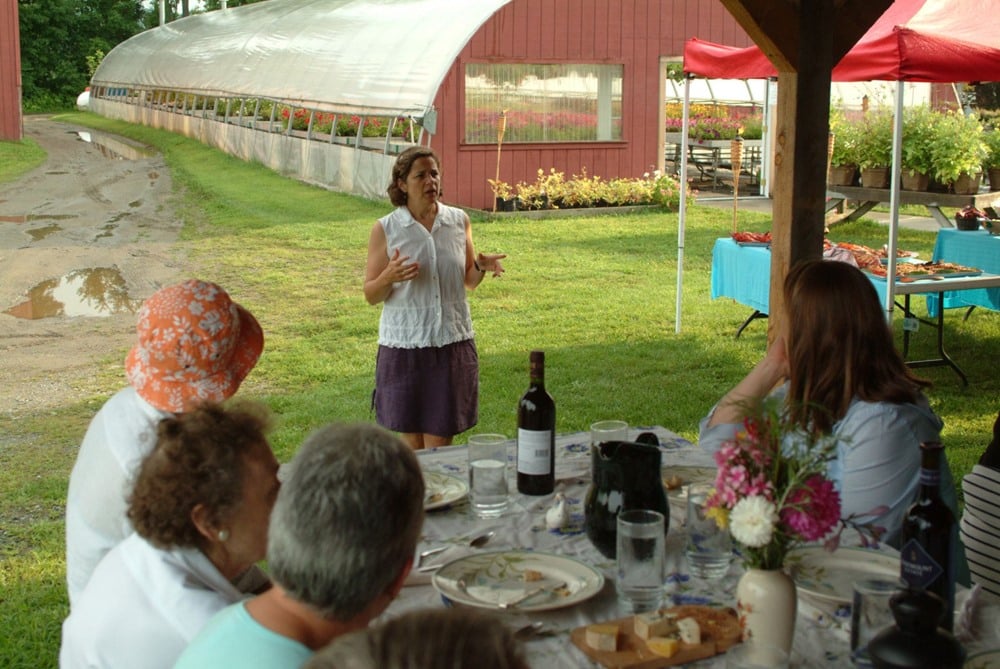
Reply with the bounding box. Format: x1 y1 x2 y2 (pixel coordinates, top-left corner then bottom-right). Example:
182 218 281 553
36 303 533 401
467 433 509 518
616 509 665 613
685 482 732 579
591 420 629 446
851 578 899 668
725 641 790 669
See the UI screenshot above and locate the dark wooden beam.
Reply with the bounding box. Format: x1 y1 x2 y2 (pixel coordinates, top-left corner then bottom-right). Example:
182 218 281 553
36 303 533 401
718 0 799 72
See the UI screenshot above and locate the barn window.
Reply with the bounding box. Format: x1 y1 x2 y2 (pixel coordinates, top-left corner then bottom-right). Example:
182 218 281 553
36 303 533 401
464 63 623 143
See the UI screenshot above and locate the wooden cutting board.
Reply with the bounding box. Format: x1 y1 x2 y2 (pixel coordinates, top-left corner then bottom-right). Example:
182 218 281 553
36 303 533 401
570 605 742 669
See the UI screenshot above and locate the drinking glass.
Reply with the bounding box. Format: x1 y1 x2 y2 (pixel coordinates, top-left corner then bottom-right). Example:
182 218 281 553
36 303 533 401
467 433 509 518
851 578 899 668
685 482 732 579
591 420 629 446
616 509 665 613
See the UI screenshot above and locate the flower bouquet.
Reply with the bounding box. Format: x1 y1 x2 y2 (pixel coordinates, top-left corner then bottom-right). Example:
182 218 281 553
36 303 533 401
705 397 842 570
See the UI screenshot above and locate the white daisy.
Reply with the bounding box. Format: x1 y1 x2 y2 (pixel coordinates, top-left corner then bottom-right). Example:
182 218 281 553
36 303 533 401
729 495 778 548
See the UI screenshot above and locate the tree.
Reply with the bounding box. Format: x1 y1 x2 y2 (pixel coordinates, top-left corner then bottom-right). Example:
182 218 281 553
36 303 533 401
18 0 148 109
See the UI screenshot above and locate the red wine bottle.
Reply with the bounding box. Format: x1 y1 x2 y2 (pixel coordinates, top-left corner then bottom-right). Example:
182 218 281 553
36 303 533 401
899 441 956 632
516 350 555 495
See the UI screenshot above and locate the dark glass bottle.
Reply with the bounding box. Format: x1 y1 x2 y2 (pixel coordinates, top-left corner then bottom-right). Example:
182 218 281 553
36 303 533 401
899 442 955 632
516 350 555 495
867 589 965 669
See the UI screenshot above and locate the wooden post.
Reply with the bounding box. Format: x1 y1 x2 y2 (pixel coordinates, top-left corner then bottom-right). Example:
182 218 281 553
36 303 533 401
731 136 744 232
493 110 507 212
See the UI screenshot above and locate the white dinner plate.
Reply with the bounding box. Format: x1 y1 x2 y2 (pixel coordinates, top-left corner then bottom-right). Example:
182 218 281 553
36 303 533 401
965 648 1000 669
786 546 900 606
432 550 605 612
423 471 468 511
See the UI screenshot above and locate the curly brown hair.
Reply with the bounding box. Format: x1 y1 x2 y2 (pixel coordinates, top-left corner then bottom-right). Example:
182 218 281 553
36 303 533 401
386 146 441 206
127 401 272 550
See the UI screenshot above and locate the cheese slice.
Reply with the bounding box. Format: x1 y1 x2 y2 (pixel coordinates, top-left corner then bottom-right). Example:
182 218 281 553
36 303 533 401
634 610 678 640
585 623 620 651
646 636 680 658
676 616 701 645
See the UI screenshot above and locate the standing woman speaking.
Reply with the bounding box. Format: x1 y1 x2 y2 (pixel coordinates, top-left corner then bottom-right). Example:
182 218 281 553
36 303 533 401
365 146 506 449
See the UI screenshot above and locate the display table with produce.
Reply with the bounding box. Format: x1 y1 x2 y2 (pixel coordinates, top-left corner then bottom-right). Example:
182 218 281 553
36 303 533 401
927 228 1000 317
710 236 1000 384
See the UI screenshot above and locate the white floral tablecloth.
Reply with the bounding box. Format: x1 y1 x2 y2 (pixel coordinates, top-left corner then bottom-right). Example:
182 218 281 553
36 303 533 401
383 426 998 668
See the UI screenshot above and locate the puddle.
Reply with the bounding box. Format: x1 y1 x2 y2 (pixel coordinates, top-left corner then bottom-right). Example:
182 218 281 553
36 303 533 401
26 224 62 241
0 213 79 224
4 267 142 319
75 131 155 161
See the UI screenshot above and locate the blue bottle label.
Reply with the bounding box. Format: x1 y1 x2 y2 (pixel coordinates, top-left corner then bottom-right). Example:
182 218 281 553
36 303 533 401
900 538 943 589
918 467 941 487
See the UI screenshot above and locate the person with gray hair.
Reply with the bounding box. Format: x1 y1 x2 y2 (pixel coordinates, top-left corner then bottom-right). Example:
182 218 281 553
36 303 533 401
304 608 528 669
174 423 425 669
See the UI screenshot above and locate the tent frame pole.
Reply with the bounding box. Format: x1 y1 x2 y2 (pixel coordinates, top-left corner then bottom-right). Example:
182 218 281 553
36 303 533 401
675 75 692 334
885 82 905 322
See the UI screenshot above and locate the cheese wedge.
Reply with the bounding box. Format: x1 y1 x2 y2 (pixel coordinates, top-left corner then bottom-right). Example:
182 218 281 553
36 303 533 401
676 616 701 645
585 623 620 651
634 610 678 640
646 636 680 658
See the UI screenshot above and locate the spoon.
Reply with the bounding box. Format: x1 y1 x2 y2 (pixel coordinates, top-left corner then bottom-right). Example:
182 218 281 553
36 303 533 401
419 530 495 560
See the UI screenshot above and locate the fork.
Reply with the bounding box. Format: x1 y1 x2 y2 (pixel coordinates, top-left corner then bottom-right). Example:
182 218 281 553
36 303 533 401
498 581 566 609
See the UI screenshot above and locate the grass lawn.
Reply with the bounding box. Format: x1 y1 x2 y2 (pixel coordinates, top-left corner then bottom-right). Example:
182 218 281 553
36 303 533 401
2 112 998 667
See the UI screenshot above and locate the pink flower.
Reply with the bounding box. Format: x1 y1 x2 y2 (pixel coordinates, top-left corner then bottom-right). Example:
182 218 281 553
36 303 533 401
780 475 841 541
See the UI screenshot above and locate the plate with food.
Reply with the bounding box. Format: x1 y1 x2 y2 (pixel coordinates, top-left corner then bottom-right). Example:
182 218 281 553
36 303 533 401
423 471 468 511
431 550 604 612
731 231 772 247
786 546 900 606
571 605 741 667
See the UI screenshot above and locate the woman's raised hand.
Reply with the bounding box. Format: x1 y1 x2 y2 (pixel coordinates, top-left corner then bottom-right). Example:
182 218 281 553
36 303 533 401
477 252 507 277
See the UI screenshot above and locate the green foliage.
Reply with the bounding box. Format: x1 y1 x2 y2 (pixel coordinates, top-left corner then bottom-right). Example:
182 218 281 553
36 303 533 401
981 129 1000 170
491 167 690 211
930 111 988 184
3 112 997 666
829 107 860 167
900 106 938 177
19 0 148 107
855 108 894 170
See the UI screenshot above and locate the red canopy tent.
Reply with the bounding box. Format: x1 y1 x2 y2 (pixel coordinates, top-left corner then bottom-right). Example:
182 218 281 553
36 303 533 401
683 0 1000 83
673 0 1000 328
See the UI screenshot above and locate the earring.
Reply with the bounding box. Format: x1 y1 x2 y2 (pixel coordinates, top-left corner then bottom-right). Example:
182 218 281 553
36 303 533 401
217 529 229 542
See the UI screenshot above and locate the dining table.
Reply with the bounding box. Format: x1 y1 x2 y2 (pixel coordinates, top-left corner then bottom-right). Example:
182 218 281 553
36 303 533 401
383 426 1000 668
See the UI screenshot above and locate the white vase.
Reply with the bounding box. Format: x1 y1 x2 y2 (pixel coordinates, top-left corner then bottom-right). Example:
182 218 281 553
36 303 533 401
736 567 797 654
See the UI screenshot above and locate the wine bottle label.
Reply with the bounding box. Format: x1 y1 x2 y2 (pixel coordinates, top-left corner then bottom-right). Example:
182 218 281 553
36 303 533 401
918 467 941 486
517 428 552 475
900 538 944 590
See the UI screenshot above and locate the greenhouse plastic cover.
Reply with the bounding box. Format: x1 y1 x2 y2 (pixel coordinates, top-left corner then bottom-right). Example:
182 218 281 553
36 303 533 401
92 0 512 117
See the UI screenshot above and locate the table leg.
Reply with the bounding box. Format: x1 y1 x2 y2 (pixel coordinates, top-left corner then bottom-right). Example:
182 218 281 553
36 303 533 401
927 206 955 228
901 293 969 386
734 310 768 339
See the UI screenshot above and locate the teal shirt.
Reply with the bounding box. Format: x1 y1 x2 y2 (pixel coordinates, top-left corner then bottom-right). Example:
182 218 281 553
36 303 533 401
174 602 312 669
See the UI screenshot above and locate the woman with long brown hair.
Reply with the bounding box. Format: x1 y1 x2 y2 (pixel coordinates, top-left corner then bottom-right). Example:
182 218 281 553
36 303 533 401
699 259 954 546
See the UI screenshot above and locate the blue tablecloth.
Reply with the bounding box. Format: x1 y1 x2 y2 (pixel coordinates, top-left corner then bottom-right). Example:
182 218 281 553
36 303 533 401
928 229 1000 316
710 238 772 314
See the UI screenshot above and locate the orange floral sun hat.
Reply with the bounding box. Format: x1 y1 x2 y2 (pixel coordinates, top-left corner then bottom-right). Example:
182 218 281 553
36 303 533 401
125 279 264 413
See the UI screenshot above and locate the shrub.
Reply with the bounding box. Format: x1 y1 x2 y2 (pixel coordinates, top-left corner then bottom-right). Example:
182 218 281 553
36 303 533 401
929 111 987 184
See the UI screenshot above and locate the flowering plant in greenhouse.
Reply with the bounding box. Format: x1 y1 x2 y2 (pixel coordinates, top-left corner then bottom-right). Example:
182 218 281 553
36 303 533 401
704 397 841 570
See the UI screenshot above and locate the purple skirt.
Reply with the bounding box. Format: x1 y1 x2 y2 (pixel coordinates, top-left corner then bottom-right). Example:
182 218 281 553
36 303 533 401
374 339 479 437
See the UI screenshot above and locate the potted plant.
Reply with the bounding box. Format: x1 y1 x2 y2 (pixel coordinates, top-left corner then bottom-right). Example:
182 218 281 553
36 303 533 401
900 106 937 191
855 108 893 188
488 178 516 211
930 110 988 194
828 108 860 186
982 127 1000 191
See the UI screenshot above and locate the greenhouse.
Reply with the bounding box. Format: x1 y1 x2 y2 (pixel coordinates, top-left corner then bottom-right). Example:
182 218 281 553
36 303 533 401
87 0 760 210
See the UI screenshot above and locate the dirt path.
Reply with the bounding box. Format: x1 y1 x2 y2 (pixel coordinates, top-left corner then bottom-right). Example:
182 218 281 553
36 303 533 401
0 116 190 417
